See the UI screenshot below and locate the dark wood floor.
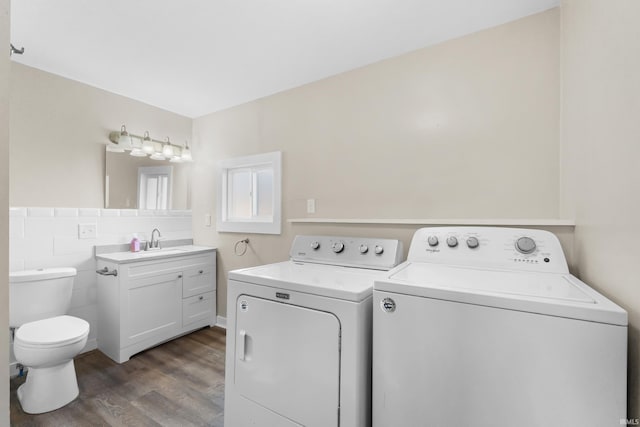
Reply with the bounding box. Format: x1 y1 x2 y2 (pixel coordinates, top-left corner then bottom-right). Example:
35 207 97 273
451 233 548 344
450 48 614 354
10 326 227 427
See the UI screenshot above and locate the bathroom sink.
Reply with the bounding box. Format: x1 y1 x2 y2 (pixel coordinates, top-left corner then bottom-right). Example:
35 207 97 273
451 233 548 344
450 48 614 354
95 244 215 264
133 248 189 257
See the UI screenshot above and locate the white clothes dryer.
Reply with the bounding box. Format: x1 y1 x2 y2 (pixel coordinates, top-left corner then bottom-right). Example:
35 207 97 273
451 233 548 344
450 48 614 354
373 227 627 427
225 235 403 427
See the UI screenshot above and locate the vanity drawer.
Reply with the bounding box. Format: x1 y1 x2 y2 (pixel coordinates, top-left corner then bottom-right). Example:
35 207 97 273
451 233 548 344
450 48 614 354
183 265 215 298
183 291 215 327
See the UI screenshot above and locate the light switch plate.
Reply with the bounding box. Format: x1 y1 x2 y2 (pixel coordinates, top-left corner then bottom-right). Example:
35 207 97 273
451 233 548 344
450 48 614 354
307 199 316 214
78 223 97 239
205 213 212 227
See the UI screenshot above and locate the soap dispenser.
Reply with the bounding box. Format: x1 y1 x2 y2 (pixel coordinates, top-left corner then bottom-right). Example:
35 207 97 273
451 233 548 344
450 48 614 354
130 234 141 252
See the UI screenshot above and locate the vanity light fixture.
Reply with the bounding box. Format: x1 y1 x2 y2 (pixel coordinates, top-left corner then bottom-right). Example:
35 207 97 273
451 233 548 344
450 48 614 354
106 125 127 153
129 136 146 157
141 131 155 154
181 141 193 162
107 125 195 162
149 151 166 161
118 125 132 149
169 145 183 163
162 138 174 158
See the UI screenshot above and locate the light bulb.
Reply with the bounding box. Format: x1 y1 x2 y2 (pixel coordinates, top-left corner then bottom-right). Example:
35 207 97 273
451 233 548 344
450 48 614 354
118 125 132 149
142 131 155 154
162 139 174 158
181 141 193 162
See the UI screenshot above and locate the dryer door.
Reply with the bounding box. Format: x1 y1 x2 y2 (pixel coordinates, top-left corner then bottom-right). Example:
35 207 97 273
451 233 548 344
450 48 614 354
234 295 341 427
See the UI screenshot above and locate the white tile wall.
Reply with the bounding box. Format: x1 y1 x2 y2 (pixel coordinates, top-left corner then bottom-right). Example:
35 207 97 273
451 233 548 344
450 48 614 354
9 207 193 359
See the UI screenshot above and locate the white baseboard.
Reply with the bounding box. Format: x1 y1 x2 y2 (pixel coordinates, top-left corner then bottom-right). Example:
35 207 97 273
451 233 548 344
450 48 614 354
216 315 227 329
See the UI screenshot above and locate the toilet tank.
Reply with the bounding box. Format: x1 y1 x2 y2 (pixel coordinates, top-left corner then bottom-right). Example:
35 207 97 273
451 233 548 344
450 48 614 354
9 268 77 328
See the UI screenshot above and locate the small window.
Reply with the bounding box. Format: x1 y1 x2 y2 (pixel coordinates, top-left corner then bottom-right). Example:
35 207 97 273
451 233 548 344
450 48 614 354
217 151 282 234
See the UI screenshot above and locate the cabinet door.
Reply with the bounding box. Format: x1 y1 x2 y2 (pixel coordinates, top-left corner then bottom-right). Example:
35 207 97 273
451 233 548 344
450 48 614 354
123 271 182 347
234 296 340 427
182 265 215 298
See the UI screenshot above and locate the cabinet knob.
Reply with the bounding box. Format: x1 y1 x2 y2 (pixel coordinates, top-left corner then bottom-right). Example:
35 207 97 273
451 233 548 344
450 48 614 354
199 270 203 274
178 274 183 278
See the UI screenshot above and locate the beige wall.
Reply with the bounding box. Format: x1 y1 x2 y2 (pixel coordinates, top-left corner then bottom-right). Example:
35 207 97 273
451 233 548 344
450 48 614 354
560 0 640 418
192 9 562 317
9 63 192 208
1 0 10 423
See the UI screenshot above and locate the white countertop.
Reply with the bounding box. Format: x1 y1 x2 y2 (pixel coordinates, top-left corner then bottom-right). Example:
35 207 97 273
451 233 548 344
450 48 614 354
96 245 216 263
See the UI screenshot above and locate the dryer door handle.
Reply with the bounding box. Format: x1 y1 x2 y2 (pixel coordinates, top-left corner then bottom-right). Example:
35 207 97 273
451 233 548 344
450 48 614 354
238 330 247 361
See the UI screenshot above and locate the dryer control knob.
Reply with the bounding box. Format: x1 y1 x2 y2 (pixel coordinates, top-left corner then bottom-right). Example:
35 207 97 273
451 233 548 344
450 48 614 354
427 236 439 247
466 237 479 249
374 245 384 255
359 244 369 254
311 241 320 250
332 242 345 253
446 236 458 247
515 237 536 254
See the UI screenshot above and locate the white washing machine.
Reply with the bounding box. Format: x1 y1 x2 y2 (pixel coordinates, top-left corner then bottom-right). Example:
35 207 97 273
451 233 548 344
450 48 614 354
225 235 403 427
373 227 627 427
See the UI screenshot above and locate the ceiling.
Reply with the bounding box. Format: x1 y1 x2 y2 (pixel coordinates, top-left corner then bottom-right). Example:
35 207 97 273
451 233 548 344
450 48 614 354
10 0 559 118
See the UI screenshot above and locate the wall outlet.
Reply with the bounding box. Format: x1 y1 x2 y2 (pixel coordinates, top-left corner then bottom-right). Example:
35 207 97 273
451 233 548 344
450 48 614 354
78 223 97 239
307 199 316 214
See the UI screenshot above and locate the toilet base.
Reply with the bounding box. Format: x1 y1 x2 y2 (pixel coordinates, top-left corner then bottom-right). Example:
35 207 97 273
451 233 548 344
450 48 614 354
17 359 79 414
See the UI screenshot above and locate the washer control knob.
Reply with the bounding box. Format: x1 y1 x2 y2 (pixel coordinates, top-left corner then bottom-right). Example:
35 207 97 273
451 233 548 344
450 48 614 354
359 244 369 254
332 242 345 253
446 236 458 247
515 237 536 254
466 237 479 249
427 236 439 247
374 245 384 255
311 241 320 250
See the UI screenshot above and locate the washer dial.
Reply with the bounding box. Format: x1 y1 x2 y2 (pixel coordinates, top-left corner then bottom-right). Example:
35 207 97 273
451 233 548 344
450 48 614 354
427 236 439 247
515 237 537 254
359 244 369 254
332 242 345 253
446 236 458 248
374 245 384 255
466 237 479 249
311 241 320 250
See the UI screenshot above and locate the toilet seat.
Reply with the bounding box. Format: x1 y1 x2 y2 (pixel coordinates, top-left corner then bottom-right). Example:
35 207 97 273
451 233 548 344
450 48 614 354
15 315 90 349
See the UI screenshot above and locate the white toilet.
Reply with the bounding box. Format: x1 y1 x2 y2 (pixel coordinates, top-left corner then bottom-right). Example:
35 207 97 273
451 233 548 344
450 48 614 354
9 268 90 414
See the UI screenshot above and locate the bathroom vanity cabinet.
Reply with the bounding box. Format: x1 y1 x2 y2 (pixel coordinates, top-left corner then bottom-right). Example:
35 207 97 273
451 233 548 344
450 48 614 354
95 247 216 363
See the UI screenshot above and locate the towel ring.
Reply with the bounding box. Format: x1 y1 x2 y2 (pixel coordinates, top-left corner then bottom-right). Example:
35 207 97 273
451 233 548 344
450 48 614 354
234 238 249 256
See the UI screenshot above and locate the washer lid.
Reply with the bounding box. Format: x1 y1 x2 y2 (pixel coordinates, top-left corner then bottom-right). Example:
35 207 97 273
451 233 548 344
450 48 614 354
16 315 90 347
229 261 386 302
376 263 627 326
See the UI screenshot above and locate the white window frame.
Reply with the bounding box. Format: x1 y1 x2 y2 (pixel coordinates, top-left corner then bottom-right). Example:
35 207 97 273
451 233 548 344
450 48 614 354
217 151 282 234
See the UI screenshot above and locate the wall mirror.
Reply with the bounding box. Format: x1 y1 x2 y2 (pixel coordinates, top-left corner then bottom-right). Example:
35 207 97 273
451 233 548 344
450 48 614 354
105 149 192 209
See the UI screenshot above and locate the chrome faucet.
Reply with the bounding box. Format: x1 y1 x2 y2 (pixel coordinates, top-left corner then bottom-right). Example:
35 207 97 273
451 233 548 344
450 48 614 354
150 228 162 249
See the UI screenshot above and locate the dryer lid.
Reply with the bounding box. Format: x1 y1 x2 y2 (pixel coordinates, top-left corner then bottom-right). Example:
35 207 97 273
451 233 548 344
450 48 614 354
229 260 386 302
376 263 628 326
16 315 90 347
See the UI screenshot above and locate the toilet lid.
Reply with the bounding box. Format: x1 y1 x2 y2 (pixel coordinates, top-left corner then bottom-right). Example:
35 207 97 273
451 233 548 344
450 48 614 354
15 315 90 347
